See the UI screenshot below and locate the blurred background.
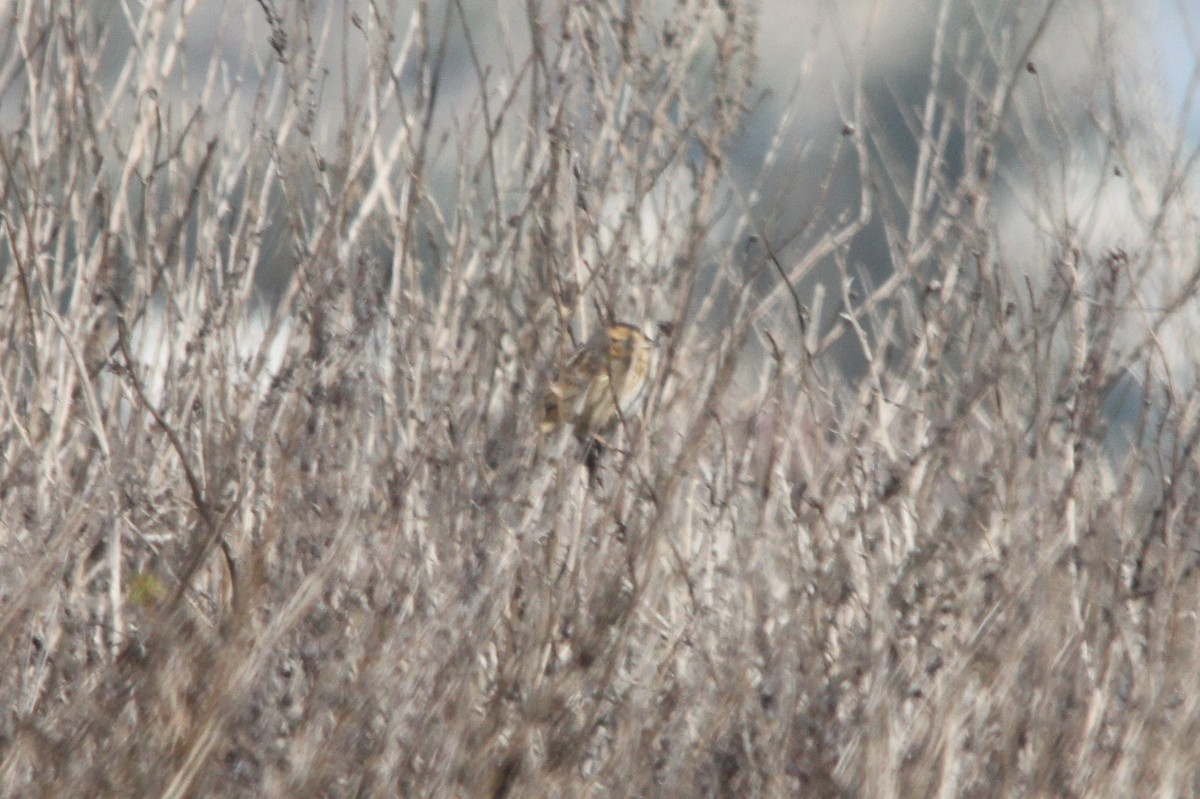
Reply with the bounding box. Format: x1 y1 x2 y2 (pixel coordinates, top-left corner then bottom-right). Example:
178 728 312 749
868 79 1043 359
7 1 1200 796
12 2 1196 379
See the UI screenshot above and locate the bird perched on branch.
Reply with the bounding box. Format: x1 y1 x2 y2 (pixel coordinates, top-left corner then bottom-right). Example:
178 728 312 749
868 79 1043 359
541 322 656 476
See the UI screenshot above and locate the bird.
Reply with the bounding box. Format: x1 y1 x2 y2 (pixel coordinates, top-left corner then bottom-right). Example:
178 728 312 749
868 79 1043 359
541 322 654 473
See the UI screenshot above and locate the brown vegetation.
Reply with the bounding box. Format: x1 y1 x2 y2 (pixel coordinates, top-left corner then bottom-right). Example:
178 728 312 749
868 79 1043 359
3 0 1200 796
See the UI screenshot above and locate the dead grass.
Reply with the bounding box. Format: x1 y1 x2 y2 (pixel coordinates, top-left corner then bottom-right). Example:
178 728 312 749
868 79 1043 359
3 0 1200 796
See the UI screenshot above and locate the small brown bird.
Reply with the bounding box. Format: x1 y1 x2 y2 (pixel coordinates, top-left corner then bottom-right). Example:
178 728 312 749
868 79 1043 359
542 322 654 468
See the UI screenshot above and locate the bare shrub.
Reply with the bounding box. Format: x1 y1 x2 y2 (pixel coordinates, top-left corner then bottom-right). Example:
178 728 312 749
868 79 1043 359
3 0 1200 796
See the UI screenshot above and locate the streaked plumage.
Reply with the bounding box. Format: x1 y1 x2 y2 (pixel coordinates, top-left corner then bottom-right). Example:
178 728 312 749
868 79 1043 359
541 323 653 442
